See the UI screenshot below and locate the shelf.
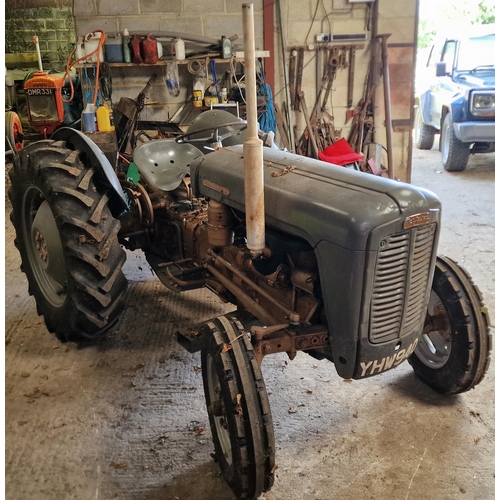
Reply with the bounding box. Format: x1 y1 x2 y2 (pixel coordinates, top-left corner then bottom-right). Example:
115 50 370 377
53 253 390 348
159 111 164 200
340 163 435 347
73 51 269 69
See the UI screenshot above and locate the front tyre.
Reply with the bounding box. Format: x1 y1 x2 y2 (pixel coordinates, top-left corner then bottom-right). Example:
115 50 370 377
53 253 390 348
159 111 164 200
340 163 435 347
408 256 492 394
8 140 128 342
5 111 24 152
441 113 470 171
414 105 435 150
201 316 275 500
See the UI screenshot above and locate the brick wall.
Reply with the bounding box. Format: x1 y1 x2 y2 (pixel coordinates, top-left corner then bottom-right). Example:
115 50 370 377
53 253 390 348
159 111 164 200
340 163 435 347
6 3 75 71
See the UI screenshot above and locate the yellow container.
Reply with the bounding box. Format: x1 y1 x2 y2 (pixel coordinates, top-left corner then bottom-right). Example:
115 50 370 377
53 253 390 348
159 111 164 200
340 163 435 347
96 104 115 132
193 90 203 108
204 96 219 107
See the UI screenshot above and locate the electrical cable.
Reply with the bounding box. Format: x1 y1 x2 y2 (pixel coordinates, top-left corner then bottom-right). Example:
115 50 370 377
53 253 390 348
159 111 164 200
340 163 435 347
320 5 354 33
304 0 322 44
99 62 113 102
321 0 333 34
230 56 246 104
187 59 206 75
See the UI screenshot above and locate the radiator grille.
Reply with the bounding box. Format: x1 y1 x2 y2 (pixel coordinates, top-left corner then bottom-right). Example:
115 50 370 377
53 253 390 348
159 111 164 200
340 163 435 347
369 224 436 344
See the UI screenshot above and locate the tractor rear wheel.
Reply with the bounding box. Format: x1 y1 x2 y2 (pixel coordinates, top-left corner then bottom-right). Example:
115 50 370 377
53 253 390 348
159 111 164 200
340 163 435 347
408 256 491 394
8 140 128 342
201 316 275 500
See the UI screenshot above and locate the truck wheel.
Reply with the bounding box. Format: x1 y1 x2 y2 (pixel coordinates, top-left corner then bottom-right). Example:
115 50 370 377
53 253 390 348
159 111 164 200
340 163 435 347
441 113 470 171
408 256 491 394
5 111 24 152
201 316 275 500
414 105 435 150
8 140 128 342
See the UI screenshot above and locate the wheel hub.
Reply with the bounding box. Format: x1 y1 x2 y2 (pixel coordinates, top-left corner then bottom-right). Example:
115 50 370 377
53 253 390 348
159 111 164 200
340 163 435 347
24 194 68 307
415 291 452 369
34 230 48 262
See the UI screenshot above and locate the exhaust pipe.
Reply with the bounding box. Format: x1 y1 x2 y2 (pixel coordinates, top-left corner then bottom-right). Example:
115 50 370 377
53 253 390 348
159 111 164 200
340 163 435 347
242 3 266 256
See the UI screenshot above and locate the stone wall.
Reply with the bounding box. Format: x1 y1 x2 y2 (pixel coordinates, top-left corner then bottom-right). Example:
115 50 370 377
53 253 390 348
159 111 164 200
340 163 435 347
6 1 75 71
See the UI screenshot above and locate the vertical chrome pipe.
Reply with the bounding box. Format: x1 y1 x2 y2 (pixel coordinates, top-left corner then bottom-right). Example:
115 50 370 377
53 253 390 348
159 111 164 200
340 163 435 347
33 36 43 72
242 3 266 256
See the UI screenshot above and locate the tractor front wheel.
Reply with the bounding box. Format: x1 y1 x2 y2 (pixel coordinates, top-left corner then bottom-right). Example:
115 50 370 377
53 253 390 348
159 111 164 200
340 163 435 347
201 316 275 500
408 256 491 394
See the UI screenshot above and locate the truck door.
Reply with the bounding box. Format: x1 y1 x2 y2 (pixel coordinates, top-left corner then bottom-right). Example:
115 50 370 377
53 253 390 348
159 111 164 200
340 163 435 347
429 39 457 129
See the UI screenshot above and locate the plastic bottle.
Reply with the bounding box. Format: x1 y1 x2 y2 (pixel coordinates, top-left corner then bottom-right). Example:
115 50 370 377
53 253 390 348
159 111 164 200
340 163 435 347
122 28 131 63
172 38 185 61
193 77 204 108
221 36 232 59
96 104 115 132
82 103 97 133
104 33 123 63
221 87 228 104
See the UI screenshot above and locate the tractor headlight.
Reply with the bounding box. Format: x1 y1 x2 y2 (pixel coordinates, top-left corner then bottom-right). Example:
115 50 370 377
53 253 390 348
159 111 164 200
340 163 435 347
471 92 495 116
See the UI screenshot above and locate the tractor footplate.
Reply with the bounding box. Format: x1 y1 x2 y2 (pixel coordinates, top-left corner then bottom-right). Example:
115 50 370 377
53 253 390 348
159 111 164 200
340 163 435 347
146 255 208 293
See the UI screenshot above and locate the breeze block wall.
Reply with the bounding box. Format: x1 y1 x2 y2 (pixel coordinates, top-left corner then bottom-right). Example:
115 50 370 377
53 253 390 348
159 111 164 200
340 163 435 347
72 1 264 128
73 0 263 49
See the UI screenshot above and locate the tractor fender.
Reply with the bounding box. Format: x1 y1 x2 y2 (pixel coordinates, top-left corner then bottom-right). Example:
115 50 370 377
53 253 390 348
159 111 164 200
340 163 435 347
51 127 128 216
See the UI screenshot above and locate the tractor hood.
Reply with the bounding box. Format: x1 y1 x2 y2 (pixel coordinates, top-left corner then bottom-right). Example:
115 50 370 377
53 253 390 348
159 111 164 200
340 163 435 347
191 146 440 252
191 146 441 379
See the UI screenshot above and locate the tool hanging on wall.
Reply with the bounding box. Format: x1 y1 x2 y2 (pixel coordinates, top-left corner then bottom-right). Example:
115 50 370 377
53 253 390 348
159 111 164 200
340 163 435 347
296 46 350 157
276 0 295 153
117 73 157 155
376 33 394 179
289 49 296 110
294 48 304 110
347 47 356 108
273 102 291 151
288 47 304 112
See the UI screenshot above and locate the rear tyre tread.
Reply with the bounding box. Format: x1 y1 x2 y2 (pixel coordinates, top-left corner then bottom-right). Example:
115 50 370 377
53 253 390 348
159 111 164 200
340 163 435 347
8 140 127 342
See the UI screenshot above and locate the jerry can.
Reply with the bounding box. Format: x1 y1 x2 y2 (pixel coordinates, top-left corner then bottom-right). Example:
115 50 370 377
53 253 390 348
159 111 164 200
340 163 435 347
141 34 159 64
130 34 143 63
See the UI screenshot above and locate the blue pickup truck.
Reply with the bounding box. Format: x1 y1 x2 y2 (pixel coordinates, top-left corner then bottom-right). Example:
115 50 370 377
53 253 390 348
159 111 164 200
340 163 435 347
414 26 495 171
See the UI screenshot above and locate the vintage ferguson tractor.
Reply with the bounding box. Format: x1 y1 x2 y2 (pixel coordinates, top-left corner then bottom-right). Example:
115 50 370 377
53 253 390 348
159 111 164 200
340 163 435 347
7 5 491 500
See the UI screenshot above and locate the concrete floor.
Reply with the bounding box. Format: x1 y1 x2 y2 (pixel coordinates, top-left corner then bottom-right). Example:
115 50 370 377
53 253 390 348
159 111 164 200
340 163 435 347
5 145 495 500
